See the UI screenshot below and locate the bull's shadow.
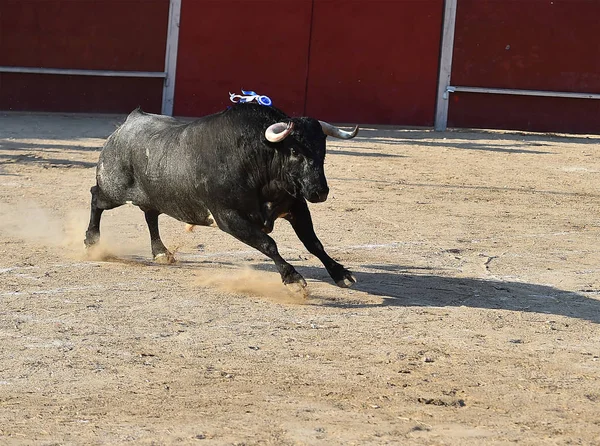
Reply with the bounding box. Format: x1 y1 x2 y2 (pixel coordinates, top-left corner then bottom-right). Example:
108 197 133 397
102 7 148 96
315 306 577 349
0 152 96 168
338 127 600 156
354 127 599 151
0 112 123 141
252 263 600 323
103 253 600 323
0 112 120 169
0 140 103 153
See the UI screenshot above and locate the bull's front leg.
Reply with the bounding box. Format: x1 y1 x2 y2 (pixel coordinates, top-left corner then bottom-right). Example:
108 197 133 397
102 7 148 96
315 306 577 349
215 209 307 293
286 199 356 288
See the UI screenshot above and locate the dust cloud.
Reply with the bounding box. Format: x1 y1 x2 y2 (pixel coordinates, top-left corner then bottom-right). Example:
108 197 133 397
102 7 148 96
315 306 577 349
1 202 309 303
0 202 146 261
194 267 309 304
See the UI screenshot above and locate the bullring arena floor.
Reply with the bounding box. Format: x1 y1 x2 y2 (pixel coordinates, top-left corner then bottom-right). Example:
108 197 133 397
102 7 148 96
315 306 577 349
1 112 599 444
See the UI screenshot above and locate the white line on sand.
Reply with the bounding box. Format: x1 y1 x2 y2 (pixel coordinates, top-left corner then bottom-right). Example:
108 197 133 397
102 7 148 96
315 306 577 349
178 242 403 260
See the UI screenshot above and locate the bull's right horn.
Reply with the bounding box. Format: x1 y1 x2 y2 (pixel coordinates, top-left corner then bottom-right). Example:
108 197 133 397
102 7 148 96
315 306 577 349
265 122 294 142
319 121 359 139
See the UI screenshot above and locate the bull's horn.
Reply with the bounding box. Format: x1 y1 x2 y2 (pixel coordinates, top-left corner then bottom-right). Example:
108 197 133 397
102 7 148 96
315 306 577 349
319 121 359 139
265 122 294 142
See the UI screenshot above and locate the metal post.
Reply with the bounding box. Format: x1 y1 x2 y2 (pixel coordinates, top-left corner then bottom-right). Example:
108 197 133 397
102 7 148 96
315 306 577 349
434 0 458 131
162 0 182 116
0 66 166 78
446 86 600 100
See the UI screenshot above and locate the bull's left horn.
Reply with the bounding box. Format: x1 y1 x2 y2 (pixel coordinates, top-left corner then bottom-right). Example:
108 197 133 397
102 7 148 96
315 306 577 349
265 122 294 142
319 121 359 139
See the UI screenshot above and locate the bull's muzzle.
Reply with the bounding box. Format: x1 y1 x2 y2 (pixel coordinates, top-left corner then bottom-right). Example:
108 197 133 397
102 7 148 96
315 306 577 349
308 187 329 203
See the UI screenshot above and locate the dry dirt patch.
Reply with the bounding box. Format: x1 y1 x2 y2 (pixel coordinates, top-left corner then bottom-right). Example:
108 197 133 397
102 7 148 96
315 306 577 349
1 112 600 444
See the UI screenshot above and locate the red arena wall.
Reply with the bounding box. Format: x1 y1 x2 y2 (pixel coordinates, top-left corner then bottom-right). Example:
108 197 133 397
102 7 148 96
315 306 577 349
174 0 313 118
2 0 598 133
0 0 169 113
305 0 443 125
174 0 444 126
448 0 600 133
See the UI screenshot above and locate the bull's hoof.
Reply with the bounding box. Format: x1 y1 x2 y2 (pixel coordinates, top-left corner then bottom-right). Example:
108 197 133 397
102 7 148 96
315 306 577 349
154 252 176 264
285 281 309 299
336 273 357 288
84 232 99 249
84 243 99 259
185 224 195 232
84 235 99 258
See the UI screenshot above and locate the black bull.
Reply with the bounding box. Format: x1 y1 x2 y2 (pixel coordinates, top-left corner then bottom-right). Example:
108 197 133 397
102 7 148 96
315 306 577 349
84 103 359 292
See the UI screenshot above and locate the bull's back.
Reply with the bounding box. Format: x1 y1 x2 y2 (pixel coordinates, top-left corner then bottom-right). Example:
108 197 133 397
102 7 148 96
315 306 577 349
96 110 211 222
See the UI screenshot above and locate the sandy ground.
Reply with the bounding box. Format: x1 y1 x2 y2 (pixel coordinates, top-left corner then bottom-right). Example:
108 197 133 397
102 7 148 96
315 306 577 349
1 111 599 445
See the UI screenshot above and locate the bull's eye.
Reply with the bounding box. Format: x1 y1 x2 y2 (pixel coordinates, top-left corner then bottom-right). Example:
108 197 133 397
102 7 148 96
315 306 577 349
291 148 299 157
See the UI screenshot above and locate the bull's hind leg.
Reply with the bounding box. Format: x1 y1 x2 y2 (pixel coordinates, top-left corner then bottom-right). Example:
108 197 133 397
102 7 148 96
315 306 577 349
84 185 105 248
144 209 175 264
84 184 125 249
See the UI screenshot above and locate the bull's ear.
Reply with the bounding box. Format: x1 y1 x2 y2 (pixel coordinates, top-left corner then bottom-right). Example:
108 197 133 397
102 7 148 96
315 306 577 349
265 122 294 143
